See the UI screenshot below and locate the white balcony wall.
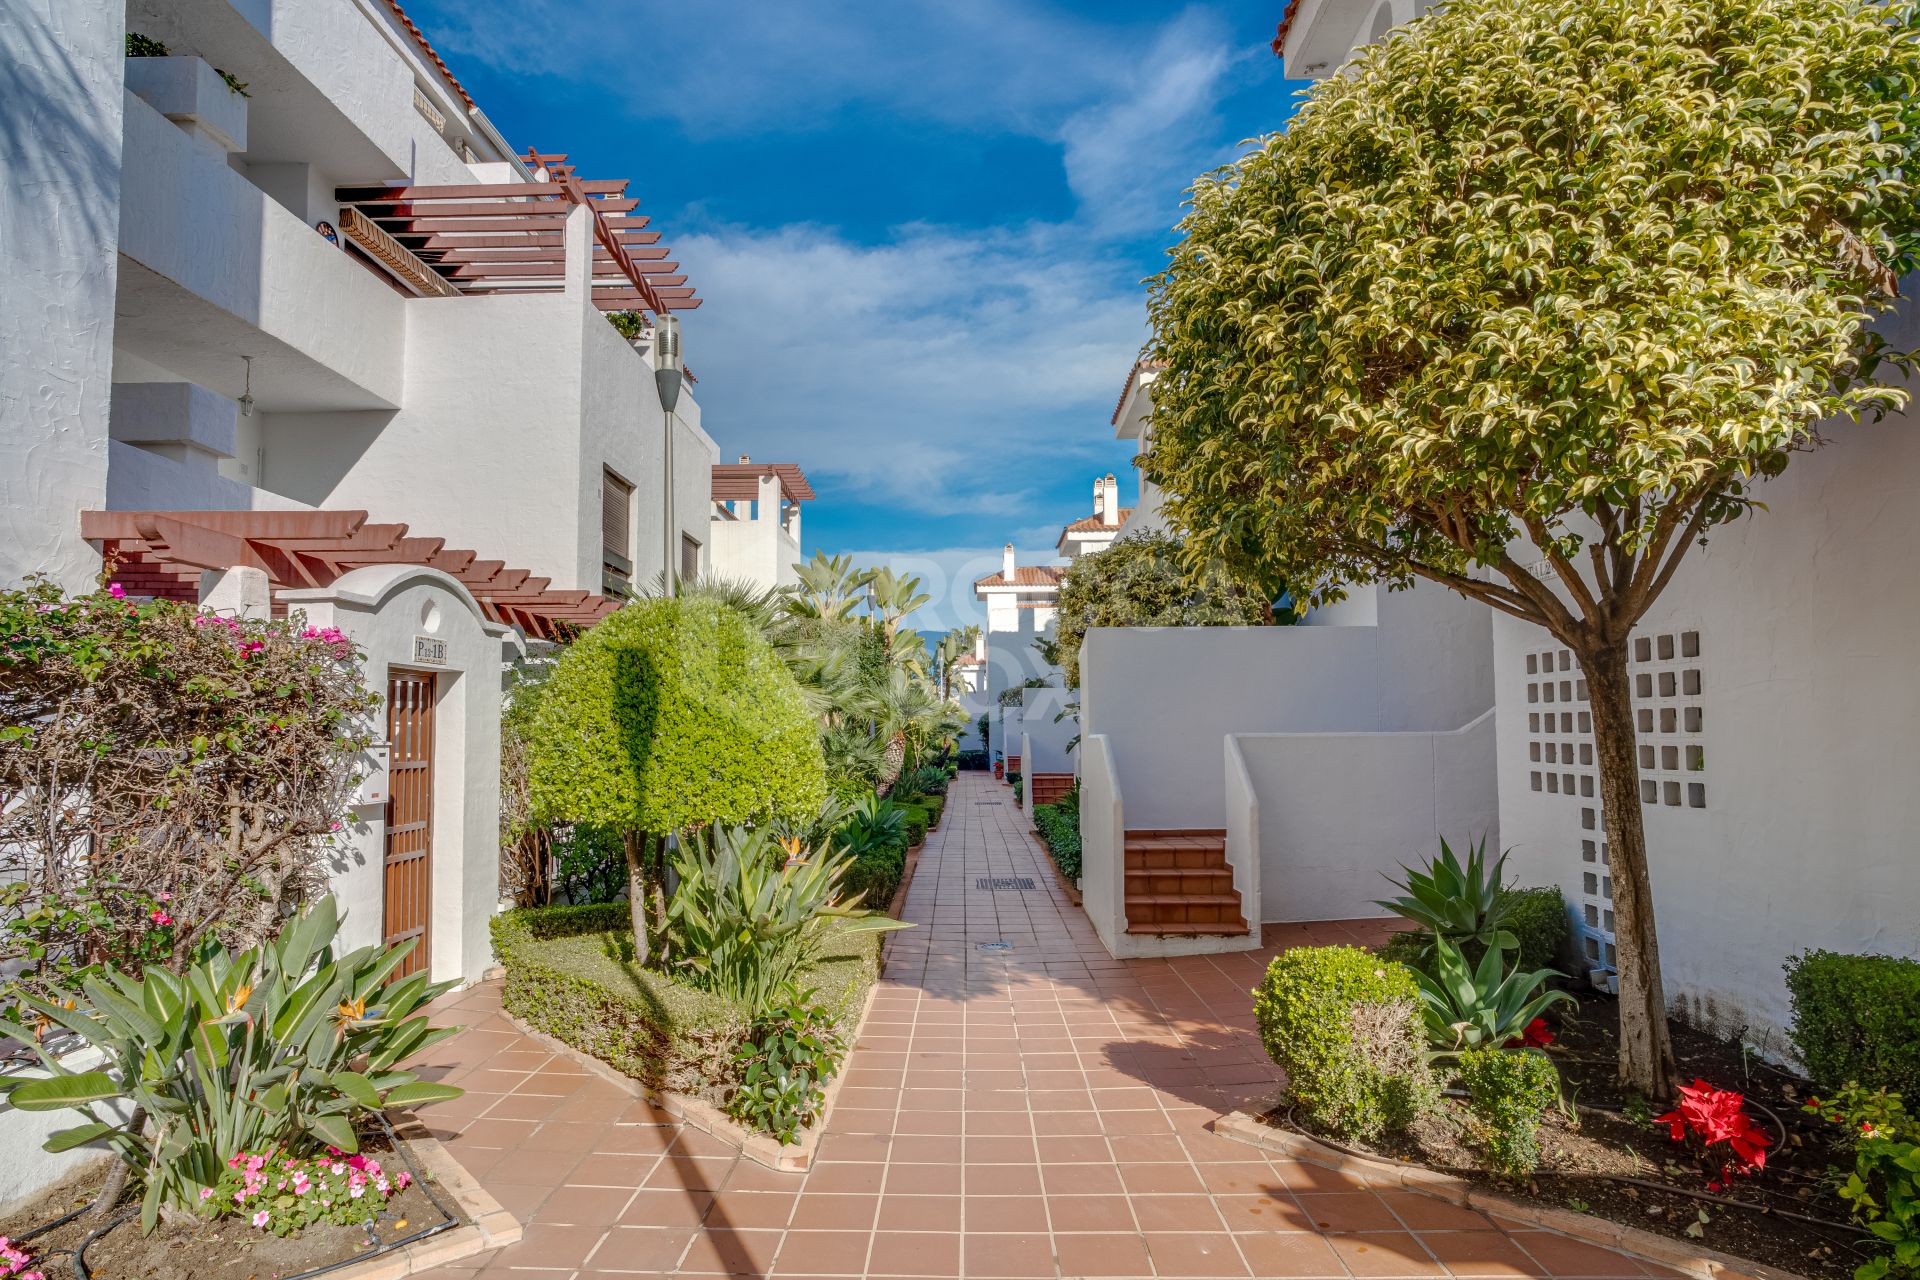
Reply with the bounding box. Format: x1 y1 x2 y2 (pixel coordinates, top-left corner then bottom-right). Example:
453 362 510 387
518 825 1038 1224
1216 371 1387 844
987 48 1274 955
1015 687 1078 777
1 0 124 590
118 90 406 408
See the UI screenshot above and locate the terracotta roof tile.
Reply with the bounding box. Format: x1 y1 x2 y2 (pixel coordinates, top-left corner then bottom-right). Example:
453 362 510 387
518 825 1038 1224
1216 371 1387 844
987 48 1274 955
1111 359 1167 426
1059 510 1133 536
1271 0 1304 58
382 1 475 111
972 566 1064 589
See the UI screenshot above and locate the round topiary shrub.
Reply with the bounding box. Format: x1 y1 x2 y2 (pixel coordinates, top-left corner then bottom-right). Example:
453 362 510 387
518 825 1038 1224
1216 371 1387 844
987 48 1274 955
526 596 827 951
1456 1046 1561 1177
1254 945 1435 1142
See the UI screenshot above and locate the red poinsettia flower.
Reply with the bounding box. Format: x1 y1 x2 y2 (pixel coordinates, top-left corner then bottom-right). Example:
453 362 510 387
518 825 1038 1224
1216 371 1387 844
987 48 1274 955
1656 1079 1771 1184
1508 1017 1554 1048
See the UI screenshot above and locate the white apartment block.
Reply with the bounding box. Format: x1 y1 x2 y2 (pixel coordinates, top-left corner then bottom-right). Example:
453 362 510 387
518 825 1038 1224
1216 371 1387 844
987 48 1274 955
0 0 738 1000
709 458 813 591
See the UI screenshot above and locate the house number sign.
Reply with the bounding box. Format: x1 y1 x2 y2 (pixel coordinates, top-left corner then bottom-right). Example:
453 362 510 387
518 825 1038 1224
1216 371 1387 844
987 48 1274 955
412 635 448 666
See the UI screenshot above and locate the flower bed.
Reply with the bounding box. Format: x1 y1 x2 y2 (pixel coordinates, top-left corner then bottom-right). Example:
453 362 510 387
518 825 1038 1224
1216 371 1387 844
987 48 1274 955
491 903 882 1109
1260 989 1878 1280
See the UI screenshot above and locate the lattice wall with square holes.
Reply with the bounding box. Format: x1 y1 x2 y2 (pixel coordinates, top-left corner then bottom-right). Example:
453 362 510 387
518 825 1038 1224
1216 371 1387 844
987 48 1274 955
1523 630 1706 973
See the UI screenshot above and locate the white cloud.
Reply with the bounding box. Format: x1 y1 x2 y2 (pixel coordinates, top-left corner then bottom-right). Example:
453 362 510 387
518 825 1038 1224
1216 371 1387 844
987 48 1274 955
677 221 1146 515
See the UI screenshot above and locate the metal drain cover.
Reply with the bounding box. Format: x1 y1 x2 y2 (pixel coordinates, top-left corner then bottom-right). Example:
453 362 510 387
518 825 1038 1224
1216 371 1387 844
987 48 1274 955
976 877 1036 891
975 941 1013 952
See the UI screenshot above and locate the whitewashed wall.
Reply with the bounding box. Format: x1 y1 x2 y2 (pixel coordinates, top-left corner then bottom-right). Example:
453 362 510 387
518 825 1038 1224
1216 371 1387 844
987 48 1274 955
1495 347 1920 1050
1015 687 1078 777
0 0 124 590
1079 582 1494 830
1237 711 1497 923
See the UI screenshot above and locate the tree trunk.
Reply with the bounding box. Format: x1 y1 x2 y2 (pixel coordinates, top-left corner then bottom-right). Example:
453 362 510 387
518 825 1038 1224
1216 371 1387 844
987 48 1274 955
621 830 649 965
1582 641 1679 1101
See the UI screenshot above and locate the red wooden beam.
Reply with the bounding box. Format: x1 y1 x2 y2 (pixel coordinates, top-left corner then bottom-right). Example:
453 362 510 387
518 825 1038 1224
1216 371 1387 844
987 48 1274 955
336 182 568 202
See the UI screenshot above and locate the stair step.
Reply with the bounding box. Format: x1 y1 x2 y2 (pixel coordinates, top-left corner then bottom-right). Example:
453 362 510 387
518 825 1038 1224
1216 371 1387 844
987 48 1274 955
1124 893 1243 907
1126 920 1250 937
1126 848 1229 870
1125 869 1236 894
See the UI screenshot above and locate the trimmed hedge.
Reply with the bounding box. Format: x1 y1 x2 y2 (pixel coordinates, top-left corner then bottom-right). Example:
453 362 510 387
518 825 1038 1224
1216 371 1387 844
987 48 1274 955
842 836 907 909
1376 885 1569 976
1033 800 1081 881
1786 950 1920 1097
1255 945 1434 1142
490 903 882 1105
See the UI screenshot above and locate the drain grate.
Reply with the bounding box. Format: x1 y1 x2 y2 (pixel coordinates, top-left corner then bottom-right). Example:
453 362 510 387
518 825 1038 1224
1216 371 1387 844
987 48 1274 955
976 877 1036 891
975 941 1013 953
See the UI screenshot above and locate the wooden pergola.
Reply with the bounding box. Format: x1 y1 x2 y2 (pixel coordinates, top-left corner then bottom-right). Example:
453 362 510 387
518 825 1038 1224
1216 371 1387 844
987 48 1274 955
710 462 815 505
83 510 619 640
334 151 700 314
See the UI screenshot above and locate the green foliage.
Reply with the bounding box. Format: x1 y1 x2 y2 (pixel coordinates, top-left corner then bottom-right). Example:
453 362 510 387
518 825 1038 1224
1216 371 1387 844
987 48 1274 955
1379 886 1569 977
1788 952 1920 1098
1376 837 1515 959
1456 1047 1562 1177
663 822 907 1011
834 796 909 907
526 596 826 836
1032 796 1082 881
1053 531 1276 687
1 897 461 1232
1254 946 1435 1142
904 765 950 798
1806 1084 1920 1280
606 310 647 339
125 32 169 56
956 751 988 771
1146 0 1920 618
727 984 847 1145
1415 936 1573 1054
201 1147 409 1236
489 904 880 1116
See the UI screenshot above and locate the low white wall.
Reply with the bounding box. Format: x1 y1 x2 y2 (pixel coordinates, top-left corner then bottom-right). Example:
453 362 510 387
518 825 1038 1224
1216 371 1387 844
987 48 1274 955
1079 582 1493 830
1223 736 1262 937
1015 687 1078 777
1078 734 1126 958
1236 710 1498 923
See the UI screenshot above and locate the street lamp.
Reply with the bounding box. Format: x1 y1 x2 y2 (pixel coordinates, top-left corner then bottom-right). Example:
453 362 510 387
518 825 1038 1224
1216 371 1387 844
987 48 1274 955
653 314 683 596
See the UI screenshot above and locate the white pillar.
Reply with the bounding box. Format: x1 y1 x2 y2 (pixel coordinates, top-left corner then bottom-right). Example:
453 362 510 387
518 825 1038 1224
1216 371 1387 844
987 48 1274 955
198 565 271 619
1002 542 1017 579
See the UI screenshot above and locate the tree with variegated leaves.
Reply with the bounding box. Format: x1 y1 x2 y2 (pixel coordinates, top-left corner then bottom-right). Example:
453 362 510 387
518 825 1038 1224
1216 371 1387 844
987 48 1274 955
1147 0 1920 1098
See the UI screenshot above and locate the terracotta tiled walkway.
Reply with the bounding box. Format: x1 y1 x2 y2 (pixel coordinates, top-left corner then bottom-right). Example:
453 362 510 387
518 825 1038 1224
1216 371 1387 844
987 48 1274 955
411 774 1659 1279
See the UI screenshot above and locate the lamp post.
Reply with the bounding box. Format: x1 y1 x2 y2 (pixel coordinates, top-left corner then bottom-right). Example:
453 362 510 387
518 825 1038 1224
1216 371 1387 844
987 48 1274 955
652 314 684 596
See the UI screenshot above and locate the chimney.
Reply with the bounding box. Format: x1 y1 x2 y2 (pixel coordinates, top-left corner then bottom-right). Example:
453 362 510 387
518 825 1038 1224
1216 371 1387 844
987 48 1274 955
1092 475 1105 520
1002 543 1017 581
1101 473 1120 526
738 454 751 463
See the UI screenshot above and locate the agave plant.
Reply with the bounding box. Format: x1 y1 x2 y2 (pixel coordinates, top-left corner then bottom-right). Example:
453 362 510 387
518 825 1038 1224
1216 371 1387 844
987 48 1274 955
1375 836 1516 958
0 897 462 1231
664 823 909 1011
1415 934 1574 1054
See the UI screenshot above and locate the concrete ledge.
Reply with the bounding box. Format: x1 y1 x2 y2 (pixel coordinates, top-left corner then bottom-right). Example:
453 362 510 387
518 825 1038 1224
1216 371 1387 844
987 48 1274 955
1212 1110 1811 1280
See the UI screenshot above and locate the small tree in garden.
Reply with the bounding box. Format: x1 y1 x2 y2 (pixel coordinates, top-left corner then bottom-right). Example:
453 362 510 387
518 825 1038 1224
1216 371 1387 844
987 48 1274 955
0 580 377 1009
1053 531 1279 688
525 596 827 959
1146 0 1920 1097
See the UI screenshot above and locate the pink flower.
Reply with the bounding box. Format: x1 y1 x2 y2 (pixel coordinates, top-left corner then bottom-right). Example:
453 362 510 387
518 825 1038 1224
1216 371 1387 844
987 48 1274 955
395 1172 411 1190
150 910 173 926
199 1188 213 1201
107 584 126 599
251 1210 270 1228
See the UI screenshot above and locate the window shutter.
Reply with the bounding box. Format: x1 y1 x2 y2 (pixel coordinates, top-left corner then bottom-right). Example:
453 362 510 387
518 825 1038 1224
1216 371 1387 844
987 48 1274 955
602 470 632 556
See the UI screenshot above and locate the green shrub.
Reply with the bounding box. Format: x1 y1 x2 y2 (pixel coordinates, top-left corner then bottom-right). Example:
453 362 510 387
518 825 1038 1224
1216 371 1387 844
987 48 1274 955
1033 801 1082 881
6 897 461 1232
841 838 906 908
957 751 988 771
1254 946 1435 1142
900 808 930 847
490 903 881 1106
1456 1047 1560 1177
1377 886 1568 976
1787 951 1920 1097
728 984 846 1145
1805 1084 1920 1280
1415 934 1572 1053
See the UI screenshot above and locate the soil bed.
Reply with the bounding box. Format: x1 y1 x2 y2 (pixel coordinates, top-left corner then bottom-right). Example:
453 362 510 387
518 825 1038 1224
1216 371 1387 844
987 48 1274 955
1 1126 459 1280
1265 991 1870 1280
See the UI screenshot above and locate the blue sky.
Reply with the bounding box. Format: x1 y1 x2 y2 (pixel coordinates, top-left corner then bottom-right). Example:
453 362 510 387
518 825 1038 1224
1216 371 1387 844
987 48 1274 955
405 0 1305 629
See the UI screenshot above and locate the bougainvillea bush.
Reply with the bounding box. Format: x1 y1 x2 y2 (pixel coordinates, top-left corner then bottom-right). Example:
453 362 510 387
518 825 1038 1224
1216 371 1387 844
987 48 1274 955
202 1148 412 1237
0 1237 43 1280
0 579 377 1011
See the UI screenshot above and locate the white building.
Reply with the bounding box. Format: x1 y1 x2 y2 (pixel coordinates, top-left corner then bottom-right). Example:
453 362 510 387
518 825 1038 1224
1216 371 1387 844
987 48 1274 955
1055 474 1131 560
709 458 813 591
1110 360 1168 536
0 0 725 992
1115 4 1920 1050
971 543 1063 704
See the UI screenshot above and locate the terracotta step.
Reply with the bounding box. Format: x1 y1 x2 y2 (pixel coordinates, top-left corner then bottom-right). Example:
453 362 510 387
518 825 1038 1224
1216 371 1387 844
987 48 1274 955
1125 868 1236 895
1126 919 1250 937
1125 845 1229 871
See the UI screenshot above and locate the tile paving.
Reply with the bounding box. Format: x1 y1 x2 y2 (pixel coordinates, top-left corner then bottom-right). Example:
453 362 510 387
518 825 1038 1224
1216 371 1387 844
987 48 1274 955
409 774 1664 1279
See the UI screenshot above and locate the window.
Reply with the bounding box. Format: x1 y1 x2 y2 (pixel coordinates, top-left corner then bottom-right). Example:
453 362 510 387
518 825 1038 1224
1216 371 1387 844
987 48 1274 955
680 533 702 584
602 468 634 596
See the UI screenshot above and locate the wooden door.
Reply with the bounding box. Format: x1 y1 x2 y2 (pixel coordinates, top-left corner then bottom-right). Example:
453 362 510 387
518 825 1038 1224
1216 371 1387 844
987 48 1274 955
383 672 436 979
